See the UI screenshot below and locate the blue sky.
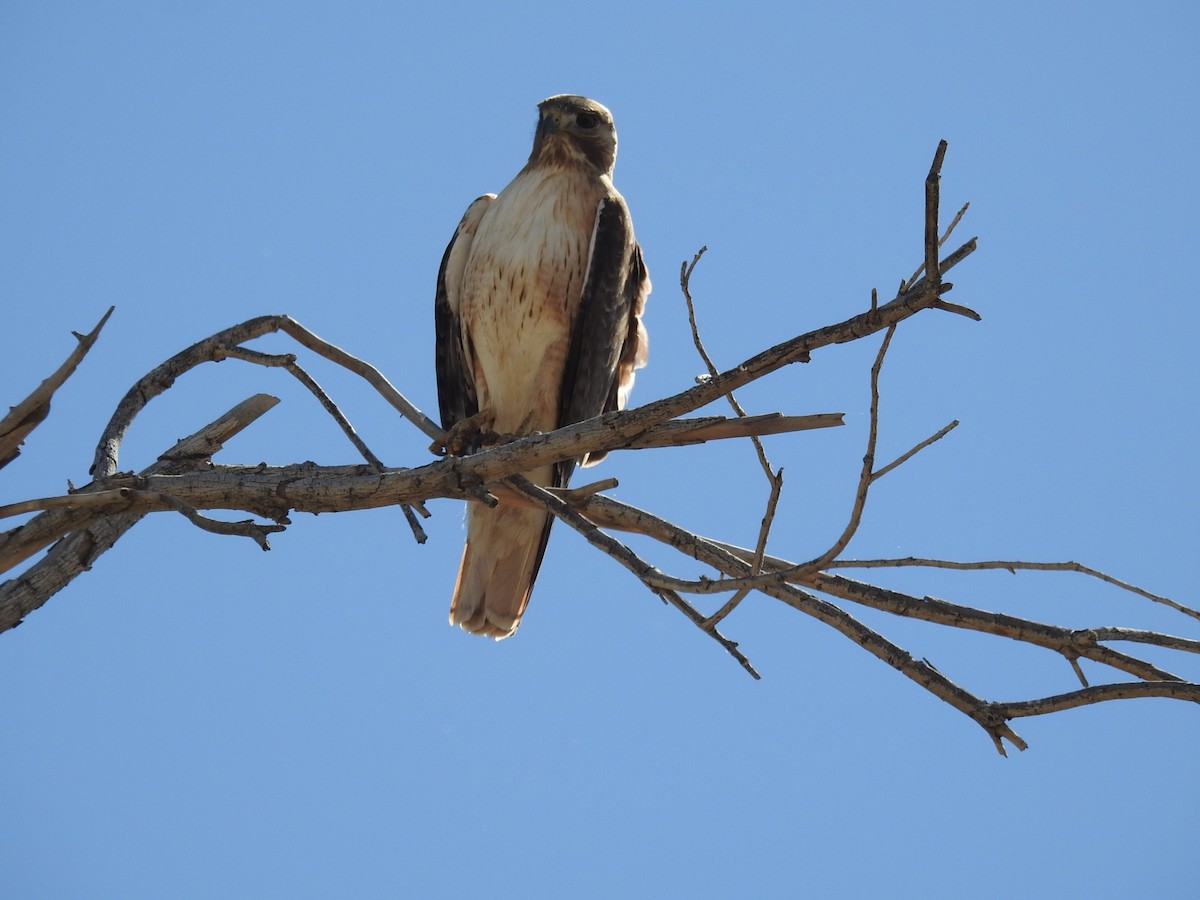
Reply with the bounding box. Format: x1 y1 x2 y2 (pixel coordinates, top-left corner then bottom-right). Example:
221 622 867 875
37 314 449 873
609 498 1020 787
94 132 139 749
2 2 1197 897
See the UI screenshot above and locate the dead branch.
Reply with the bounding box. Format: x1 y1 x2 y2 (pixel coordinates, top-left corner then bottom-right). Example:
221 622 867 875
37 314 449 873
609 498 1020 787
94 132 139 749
681 245 775 480
827 557 1200 623
1 306 113 469
0 393 280 630
702 466 783 629
624 413 843 449
3 141 1192 755
506 474 760 679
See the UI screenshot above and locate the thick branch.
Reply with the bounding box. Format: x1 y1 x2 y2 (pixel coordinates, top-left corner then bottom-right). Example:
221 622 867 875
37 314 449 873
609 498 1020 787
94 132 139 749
9 143 1191 759
86 221 974 487
0 394 279 631
35 277 965 532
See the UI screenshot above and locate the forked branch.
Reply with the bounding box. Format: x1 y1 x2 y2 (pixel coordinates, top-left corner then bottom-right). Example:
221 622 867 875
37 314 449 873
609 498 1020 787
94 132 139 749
3 141 1192 755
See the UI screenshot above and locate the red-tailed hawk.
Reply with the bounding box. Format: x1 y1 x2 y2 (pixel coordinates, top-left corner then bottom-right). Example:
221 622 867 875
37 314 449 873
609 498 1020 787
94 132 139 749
434 95 650 638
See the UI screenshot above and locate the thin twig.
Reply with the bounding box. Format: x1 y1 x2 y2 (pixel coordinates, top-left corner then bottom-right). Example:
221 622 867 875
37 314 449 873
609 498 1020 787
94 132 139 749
798 325 896 574
277 317 444 442
872 420 959 482
931 300 983 321
223 346 386 470
552 477 619 502
828 557 1199 622
943 201 970 248
268 349 427 541
703 467 784 628
1067 655 1090 688
146 491 285 550
1073 627 1200 654
993 681 1200 719
681 247 775 481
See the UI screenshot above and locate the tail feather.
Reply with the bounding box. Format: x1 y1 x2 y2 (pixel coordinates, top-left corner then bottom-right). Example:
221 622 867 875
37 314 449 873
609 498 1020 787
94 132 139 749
449 500 553 639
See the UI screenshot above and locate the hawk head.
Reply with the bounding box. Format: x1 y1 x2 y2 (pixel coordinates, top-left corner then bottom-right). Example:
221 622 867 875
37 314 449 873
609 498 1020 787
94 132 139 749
529 94 618 175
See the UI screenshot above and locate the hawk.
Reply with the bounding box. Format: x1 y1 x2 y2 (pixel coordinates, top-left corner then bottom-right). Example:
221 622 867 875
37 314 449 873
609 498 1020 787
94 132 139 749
434 95 651 639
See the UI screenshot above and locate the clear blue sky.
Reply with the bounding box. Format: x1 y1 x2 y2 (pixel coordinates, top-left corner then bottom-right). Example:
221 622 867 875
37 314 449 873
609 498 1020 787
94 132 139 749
2 2 1197 897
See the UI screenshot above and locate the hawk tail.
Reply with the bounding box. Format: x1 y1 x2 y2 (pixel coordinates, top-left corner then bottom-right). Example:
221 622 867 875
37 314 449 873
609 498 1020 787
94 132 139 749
449 502 553 639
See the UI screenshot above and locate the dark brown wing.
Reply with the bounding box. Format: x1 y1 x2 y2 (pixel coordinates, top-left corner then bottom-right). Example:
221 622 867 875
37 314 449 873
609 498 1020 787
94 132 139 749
434 194 493 429
557 194 651 484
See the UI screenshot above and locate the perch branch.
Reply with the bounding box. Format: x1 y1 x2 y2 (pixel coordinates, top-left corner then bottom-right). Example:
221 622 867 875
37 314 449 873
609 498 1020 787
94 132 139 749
14 142 1190 757
84 207 976 495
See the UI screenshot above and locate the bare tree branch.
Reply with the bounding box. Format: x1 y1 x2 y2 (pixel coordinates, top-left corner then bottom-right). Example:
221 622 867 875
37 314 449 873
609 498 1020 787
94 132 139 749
826 557 1200 623
702 466 783 629
1 306 113 469
872 420 959 481
624 413 843 449
0 394 279 630
994 682 1200 719
798 324 897 575
680 246 775 481
4 142 1191 757
504 475 761 679
565 492 1029 754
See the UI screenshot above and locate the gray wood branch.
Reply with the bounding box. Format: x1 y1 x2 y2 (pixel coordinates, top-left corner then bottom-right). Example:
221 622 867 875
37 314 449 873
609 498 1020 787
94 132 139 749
0 394 278 631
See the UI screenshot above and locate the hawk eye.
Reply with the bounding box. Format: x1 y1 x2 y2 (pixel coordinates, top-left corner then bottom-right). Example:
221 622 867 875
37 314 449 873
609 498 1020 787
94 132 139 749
575 113 599 129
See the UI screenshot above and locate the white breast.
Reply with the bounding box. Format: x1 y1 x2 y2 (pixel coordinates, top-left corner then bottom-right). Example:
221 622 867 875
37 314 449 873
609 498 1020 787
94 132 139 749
460 166 602 435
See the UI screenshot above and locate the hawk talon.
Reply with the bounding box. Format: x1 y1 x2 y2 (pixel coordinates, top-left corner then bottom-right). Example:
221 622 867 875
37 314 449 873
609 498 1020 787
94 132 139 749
434 409 496 457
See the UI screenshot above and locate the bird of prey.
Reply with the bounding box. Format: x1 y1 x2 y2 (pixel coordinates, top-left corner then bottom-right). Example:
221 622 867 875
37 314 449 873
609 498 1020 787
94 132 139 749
434 95 651 639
